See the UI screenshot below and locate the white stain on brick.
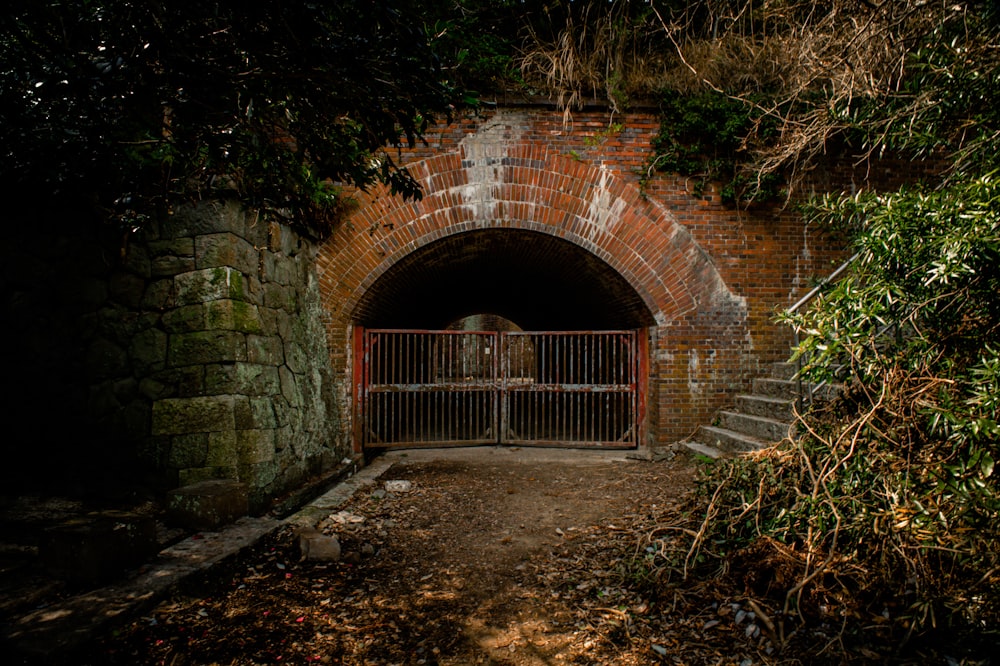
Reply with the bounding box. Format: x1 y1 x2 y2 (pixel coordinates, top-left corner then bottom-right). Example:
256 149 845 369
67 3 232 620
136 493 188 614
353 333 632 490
456 112 525 221
584 164 627 236
789 219 813 302
688 348 702 396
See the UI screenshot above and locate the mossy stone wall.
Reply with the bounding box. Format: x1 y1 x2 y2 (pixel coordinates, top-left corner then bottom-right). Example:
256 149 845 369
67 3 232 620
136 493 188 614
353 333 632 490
145 201 342 509
1 199 343 510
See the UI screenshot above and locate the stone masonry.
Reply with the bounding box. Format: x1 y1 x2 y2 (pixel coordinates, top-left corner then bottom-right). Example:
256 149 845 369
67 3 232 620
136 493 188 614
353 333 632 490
145 201 341 509
1 198 343 511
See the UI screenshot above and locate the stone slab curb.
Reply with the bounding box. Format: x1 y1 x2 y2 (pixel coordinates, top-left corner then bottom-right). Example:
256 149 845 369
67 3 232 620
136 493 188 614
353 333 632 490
2 457 396 663
284 456 394 530
3 516 280 661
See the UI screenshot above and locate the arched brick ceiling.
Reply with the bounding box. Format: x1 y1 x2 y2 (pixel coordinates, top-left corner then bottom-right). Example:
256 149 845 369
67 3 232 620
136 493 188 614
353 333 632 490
352 229 655 330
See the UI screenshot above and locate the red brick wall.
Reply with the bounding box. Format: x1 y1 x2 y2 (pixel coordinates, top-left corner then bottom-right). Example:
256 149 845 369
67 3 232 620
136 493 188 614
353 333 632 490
316 106 850 450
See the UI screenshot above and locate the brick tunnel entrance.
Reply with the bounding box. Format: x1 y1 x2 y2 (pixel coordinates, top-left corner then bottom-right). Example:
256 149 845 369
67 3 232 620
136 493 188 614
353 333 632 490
351 229 655 450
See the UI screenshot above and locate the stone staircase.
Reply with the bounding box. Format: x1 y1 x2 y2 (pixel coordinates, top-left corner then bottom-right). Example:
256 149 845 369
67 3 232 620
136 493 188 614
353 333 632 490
684 362 801 458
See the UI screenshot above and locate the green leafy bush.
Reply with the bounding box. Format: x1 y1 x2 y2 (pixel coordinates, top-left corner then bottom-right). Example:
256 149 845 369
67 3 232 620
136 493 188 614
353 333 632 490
651 90 782 204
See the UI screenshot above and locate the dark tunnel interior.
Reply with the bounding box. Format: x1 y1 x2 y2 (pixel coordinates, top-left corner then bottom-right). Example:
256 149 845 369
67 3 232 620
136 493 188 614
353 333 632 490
352 229 655 331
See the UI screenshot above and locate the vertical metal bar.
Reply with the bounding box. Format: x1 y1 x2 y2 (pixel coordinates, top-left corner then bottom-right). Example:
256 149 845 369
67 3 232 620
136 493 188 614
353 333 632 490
613 334 620 441
573 333 579 441
432 335 438 442
500 333 507 443
588 334 595 443
442 335 447 442
473 334 480 438
397 333 403 442
376 332 384 443
451 334 458 440
396 333 410 441
359 328 368 449
444 335 450 441
395 332 401 442
538 335 558 439
432 335 437 442
461 334 466 442
610 334 616 442
411 333 418 442
380 332 386 443
492 331 499 444
557 335 573 441
368 331 375 445
397 332 403 442
382 332 389 443
551 337 557 440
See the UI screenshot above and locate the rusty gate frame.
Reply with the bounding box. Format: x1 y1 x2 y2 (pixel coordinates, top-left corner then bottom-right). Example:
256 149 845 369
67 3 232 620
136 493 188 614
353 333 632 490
354 328 646 450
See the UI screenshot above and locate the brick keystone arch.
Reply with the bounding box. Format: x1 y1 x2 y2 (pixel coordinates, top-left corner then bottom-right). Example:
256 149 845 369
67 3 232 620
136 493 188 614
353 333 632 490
316 142 730 330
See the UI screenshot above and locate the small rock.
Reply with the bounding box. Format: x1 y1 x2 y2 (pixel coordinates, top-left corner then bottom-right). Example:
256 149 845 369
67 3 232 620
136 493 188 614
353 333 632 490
361 543 375 556
384 480 413 493
342 551 362 565
702 619 721 630
330 511 365 524
735 609 748 624
651 644 668 657
296 527 341 562
745 623 760 639
371 488 387 500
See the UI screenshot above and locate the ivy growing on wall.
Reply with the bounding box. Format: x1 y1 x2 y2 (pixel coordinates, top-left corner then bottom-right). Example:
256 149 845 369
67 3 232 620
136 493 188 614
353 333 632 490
650 90 782 204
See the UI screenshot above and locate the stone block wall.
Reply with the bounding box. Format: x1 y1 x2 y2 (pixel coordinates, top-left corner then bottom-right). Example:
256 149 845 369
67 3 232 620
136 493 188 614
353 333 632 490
1 199 342 510
144 201 341 509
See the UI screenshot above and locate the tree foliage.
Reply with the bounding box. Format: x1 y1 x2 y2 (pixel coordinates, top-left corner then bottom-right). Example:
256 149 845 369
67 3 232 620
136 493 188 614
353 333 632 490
0 0 465 237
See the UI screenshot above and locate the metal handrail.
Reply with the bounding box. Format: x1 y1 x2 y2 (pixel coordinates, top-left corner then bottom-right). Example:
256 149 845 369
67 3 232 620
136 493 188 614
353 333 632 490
787 252 860 316
788 252 860 411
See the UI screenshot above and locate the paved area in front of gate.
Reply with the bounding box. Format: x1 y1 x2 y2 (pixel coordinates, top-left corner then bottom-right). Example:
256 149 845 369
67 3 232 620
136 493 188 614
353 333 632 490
68 444 715 665
1 446 664 662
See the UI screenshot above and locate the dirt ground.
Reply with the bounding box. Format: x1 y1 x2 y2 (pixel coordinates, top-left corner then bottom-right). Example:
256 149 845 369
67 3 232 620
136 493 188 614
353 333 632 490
68 446 781 666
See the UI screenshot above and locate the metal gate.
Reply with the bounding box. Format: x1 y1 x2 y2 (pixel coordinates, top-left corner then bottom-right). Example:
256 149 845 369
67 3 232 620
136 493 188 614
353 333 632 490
358 329 639 449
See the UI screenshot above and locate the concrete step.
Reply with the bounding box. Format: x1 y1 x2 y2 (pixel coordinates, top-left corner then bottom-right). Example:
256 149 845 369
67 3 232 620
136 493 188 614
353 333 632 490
682 440 727 459
692 425 770 453
734 394 796 422
718 410 794 442
749 377 842 401
752 377 799 400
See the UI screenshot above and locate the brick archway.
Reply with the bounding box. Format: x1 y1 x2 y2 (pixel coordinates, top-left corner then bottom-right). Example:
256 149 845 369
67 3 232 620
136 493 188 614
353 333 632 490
316 116 756 450
317 147 724 328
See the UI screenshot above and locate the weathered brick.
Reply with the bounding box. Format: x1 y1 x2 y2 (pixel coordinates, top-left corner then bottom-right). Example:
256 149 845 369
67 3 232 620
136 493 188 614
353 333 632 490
315 105 851 447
